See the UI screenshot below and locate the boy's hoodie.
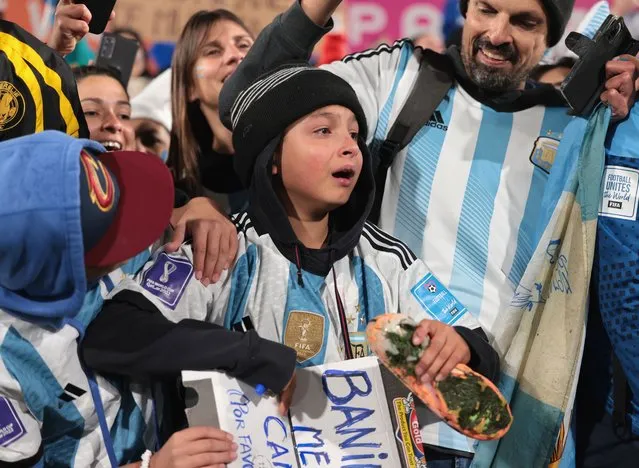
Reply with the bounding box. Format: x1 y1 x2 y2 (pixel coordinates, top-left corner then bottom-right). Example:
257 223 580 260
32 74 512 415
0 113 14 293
81 64 499 452
0 131 171 466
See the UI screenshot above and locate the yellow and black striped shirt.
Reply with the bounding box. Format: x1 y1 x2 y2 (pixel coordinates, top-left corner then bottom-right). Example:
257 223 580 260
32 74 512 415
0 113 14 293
0 20 88 141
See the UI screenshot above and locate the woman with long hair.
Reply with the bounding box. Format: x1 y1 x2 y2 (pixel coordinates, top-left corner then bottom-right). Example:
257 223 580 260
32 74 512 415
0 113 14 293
170 10 254 212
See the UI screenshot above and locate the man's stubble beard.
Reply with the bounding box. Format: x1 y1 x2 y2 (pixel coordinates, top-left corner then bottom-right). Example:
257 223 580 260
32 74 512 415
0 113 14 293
461 41 533 93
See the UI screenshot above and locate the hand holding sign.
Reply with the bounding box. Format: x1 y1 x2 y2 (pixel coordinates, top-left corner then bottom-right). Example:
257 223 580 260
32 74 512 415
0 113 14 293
367 314 513 441
278 372 297 416
149 426 237 468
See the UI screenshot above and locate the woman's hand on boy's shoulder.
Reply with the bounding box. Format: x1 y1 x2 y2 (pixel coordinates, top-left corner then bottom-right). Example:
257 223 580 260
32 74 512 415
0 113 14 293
167 197 239 286
411 319 471 384
149 426 237 468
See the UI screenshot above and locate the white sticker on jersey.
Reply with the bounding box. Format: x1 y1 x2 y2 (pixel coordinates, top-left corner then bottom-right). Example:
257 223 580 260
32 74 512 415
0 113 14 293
599 165 639 221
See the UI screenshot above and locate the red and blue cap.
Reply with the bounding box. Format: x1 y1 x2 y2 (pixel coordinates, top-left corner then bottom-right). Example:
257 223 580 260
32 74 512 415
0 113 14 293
79 148 174 268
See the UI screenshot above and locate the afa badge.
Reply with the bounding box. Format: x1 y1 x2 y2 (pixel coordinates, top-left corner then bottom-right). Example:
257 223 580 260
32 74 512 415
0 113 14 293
530 136 559 174
0 81 25 132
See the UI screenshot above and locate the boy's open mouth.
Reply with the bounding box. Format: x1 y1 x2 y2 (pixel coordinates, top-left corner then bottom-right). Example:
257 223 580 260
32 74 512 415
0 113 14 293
332 168 355 179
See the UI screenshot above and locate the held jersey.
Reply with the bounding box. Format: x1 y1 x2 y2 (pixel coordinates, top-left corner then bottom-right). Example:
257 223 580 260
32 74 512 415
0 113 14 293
322 41 574 340
112 213 483 451
0 253 155 467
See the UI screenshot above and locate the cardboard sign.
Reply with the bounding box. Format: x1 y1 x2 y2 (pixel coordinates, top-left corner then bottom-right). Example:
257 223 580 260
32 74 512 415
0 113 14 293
183 357 427 468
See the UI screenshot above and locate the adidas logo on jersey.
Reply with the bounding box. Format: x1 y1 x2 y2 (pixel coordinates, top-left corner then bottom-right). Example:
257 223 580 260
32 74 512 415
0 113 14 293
427 111 448 131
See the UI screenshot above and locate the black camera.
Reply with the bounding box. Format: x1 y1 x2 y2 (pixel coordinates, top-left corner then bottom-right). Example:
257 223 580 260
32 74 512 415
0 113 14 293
560 15 639 117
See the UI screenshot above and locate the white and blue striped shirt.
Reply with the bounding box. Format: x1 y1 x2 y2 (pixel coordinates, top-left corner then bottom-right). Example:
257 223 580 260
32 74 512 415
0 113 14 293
324 41 573 339
322 41 574 452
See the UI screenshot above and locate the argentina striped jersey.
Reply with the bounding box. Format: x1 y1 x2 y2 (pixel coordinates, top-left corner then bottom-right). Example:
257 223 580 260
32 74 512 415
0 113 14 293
0 252 155 466
114 214 483 451
320 41 574 453
323 41 574 340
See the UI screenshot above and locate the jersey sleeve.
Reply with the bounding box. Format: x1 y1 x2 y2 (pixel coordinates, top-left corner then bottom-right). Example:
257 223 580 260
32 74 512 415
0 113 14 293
109 240 240 326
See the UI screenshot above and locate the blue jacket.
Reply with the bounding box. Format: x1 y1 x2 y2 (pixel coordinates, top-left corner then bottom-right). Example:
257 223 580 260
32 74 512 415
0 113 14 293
0 131 153 466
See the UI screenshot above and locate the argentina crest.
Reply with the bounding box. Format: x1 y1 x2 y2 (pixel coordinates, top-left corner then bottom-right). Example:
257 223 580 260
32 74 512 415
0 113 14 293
529 136 559 174
0 81 25 131
284 311 324 363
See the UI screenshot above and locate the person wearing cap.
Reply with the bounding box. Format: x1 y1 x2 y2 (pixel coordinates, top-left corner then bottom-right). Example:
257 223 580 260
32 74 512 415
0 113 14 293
0 15 239 287
80 63 499 457
0 130 298 467
218 0 639 465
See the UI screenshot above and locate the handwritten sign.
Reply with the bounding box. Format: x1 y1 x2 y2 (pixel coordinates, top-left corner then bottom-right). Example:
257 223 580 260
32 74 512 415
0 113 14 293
182 370 297 468
289 357 402 467
182 357 425 467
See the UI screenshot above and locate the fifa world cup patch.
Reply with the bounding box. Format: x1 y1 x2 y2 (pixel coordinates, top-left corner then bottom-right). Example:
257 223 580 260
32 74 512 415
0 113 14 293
142 253 193 309
411 273 468 325
0 397 26 447
284 311 325 363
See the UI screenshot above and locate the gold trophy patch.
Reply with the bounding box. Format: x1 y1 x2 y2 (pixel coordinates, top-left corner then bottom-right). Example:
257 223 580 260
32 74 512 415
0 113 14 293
284 311 325 363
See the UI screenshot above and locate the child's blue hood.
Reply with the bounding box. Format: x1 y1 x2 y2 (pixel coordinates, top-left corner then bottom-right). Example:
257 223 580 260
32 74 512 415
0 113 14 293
0 131 106 318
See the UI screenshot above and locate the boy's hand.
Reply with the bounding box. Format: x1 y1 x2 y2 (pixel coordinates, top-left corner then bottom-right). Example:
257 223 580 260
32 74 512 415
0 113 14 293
412 320 471 384
278 372 297 416
167 198 239 286
150 426 237 468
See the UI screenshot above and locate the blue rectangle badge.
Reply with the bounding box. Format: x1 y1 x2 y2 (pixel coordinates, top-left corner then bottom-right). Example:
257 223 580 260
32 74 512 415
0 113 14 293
411 273 468 325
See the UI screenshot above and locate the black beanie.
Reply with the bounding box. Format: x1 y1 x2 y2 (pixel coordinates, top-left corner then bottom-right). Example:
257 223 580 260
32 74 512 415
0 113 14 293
230 63 367 187
459 0 576 47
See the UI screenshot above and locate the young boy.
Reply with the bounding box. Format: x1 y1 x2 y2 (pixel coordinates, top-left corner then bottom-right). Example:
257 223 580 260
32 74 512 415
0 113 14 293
84 63 499 459
0 130 296 467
